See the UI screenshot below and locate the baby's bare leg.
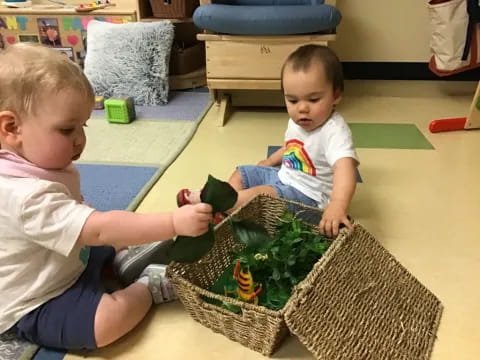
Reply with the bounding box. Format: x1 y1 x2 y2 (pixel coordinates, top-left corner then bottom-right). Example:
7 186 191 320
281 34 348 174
233 185 278 211
227 168 244 191
94 283 152 347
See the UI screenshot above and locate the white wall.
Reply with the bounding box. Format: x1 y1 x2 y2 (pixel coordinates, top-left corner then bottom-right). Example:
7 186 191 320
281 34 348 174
331 0 432 62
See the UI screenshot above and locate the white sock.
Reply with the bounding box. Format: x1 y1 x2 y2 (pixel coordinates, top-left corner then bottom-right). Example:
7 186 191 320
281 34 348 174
113 249 128 266
136 276 149 286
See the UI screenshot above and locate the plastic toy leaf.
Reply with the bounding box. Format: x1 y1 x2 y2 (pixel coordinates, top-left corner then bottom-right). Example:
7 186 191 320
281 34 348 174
230 219 271 249
166 225 215 263
166 174 238 263
200 175 238 213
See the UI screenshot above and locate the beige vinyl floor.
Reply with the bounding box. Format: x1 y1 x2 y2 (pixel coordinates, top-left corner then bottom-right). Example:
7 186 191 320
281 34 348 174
66 80 480 360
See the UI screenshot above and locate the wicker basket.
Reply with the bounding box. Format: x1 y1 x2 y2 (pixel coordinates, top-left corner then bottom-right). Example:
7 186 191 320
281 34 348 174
149 0 199 19
167 195 443 359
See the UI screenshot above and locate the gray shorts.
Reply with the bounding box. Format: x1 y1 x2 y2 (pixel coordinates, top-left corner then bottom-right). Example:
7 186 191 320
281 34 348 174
237 165 318 208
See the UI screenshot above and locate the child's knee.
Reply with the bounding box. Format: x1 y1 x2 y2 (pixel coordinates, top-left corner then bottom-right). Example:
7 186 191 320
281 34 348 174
94 287 151 347
228 168 244 190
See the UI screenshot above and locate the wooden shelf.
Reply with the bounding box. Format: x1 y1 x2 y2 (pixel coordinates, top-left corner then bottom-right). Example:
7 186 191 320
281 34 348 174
140 17 193 23
0 0 137 15
0 5 135 15
169 66 206 90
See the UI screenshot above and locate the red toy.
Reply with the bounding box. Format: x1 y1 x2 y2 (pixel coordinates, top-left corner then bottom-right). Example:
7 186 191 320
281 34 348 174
429 82 480 133
75 0 115 12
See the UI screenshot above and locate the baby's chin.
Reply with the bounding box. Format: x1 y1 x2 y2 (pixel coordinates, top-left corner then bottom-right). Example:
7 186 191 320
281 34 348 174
295 119 316 130
40 158 77 170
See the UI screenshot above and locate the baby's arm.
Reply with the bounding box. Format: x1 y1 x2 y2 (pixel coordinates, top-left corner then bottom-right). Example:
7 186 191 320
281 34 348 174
257 146 285 167
319 157 357 238
77 203 212 248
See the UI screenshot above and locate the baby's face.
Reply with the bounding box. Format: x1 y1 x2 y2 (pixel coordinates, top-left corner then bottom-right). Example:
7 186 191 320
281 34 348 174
18 88 92 169
282 62 341 132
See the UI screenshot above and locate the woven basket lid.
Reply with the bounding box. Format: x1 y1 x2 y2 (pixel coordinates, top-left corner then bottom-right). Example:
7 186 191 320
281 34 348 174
283 223 443 360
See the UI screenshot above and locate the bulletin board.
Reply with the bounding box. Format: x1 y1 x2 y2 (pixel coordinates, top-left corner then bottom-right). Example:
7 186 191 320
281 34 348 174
0 14 134 66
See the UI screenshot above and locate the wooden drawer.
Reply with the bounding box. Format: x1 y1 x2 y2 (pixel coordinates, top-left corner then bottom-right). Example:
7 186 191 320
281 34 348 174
201 34 333 80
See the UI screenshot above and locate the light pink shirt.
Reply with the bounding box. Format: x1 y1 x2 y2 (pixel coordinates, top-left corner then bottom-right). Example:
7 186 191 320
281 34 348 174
0 150 82 202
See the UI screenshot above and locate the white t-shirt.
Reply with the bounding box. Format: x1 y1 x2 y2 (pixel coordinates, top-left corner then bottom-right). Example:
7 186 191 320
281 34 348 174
0 176 95 333
278 112 359 207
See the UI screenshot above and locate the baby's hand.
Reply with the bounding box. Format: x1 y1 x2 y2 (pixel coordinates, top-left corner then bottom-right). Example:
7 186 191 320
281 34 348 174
172 203 213 237
319 201 353 238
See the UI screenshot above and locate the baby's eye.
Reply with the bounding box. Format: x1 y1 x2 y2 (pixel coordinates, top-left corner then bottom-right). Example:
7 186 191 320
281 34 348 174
59 128 74 135
286 99 298 104
309 98 320 103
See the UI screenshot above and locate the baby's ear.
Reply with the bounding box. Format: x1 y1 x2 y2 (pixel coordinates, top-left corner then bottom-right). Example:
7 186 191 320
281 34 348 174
333 90 343 104
0 111 21 146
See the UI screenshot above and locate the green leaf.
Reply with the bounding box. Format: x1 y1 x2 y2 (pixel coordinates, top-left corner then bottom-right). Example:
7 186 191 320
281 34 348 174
287 255 296 266
230 219 271 248
209 263 236 295
291 237 304 244
166 225 215 263
200 174 238 213
222 302 242 314
271 267 281 281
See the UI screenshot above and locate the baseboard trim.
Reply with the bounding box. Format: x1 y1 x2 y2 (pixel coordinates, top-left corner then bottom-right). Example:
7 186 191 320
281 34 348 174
343 62 480 81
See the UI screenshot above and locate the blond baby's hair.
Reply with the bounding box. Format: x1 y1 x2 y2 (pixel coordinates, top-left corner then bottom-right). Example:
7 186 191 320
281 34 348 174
0 43 94 116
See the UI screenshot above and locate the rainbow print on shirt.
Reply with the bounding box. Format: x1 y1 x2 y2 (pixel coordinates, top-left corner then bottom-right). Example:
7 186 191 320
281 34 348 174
282 139 316 176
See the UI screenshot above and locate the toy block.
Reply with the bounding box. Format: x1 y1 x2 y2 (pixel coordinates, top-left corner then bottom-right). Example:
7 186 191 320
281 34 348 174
104 97 136 124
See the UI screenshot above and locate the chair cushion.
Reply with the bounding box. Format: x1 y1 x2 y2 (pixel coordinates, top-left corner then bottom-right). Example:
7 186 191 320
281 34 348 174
214 0 322 4
84 20 174 105
193 4 341 35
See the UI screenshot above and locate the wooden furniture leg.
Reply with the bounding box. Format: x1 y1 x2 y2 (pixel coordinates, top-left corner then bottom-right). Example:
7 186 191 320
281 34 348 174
213 90 232 126
465 81 480 130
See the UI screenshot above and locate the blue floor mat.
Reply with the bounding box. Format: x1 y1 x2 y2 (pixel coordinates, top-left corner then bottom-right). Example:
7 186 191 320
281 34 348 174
77 163 158 211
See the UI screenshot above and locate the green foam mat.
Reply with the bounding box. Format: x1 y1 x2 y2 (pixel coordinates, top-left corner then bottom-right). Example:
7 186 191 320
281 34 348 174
349 123 434 149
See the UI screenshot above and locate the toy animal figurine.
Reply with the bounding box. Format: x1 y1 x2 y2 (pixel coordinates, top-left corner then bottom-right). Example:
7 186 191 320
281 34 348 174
225 260 262 305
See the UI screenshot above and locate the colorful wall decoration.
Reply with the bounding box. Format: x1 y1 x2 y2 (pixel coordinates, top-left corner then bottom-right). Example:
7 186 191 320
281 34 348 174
0 14 134 66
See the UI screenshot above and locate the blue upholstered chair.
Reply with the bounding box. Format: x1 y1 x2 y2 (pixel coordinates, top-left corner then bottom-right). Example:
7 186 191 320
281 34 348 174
192 0 341 125
193 0 341 36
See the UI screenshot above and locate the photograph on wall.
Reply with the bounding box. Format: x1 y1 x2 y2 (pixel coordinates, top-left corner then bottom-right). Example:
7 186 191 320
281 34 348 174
52 47 75 61
19 35 40 43
37 18 62 46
